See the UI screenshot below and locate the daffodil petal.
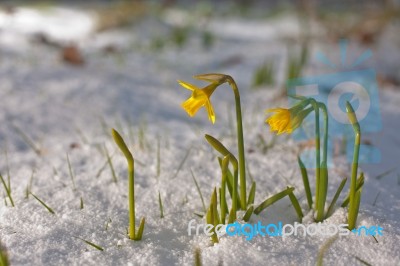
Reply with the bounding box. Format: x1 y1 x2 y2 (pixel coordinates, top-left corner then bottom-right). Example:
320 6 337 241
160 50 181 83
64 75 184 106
178 80 197 91
205 100 216 124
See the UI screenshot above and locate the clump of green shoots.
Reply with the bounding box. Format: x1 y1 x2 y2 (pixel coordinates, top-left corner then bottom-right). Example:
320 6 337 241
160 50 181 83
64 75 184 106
112 128 145 241
266 96 364 228
178 73 302 243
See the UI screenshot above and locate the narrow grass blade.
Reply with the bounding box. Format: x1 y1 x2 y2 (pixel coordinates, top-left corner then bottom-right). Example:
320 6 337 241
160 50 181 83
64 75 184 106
325 178 347 218
105 218 112 231
298 156 313 209
5 150 10 190
194 247 202 266
246 162 254 183
172 146 192 179
128 122 135 146
80 197 84 209
316 235 338 266
135 217 146 241
0 173 14 207
375 167 396 180
12 124 41 155
75 127 88 144
138 120 146 150
247 182 256 206
158 191 164 219
193 212 204 218
30 192 55 215
254 187 294 215
190 169 206 212
25 169 35 199
99 116 110 137
288 189 303 221
242 206 254 222
75 237 104 251
354 256 372 266
341 173 364 207
96 159 110 178
156 136 161 178
104 144 118 183
66 153 76 190
372 191 380 206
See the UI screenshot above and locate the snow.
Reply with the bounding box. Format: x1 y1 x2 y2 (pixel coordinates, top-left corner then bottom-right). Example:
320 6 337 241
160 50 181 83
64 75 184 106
0 4 399 266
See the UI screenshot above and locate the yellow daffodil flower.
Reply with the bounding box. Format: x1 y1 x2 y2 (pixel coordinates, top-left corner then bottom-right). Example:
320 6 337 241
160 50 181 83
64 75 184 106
266 108 292 134
178 80 219 124
266 101 312 135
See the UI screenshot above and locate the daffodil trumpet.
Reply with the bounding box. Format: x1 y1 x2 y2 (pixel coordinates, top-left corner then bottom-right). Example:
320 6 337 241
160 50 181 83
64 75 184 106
179 74 248 210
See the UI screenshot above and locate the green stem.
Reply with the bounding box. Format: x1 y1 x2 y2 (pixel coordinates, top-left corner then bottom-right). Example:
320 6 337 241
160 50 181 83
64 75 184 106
128 153 135 239
316 103 328 221
220 156 229 224
309 99 320 213
346 102 361 230
112 129 136 240
227 77 247 210
232 168 238 220
318 103 328 164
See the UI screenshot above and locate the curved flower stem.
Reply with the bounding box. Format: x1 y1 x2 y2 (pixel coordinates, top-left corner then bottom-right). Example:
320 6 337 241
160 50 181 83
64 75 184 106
112 129 136 240
226 77 247 210
112 129 145 240
309 99 320 214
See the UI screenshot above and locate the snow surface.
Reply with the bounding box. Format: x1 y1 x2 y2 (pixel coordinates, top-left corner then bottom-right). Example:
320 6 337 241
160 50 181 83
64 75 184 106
0 5 399 266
